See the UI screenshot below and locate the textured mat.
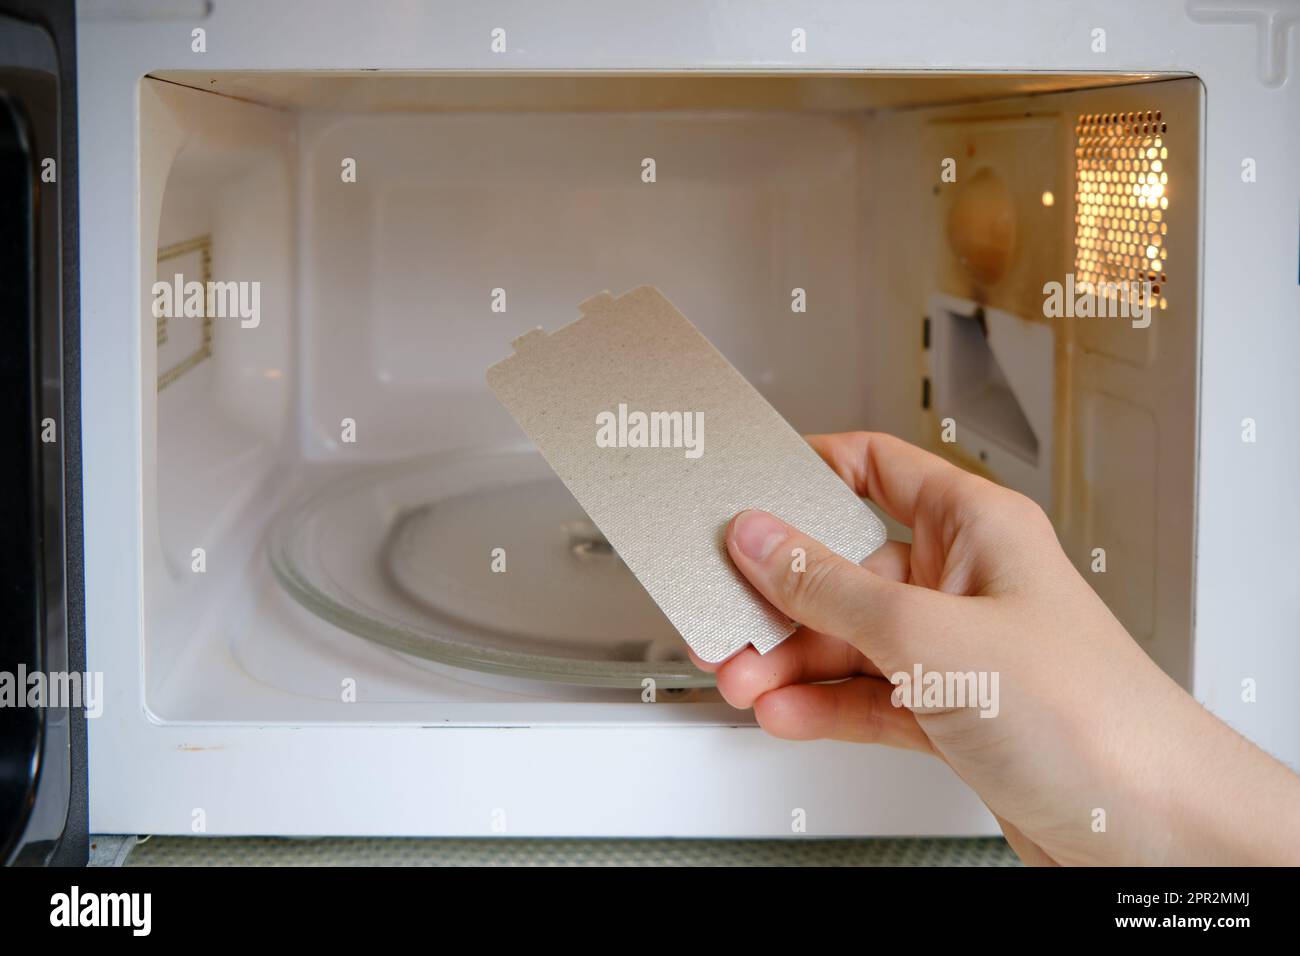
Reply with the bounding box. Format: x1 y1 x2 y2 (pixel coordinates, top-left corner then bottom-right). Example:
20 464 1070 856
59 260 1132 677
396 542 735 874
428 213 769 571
118 836 1021 867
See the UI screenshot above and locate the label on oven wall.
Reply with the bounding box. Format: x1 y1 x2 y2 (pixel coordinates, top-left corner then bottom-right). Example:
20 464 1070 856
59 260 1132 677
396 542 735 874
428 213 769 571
485 285 887 664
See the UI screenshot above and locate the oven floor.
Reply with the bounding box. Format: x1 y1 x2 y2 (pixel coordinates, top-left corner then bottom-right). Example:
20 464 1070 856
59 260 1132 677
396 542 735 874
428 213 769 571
90 835 1020 867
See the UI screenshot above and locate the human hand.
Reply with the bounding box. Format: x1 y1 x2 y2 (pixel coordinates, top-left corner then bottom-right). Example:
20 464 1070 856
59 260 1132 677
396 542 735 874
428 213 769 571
694 431 1300 865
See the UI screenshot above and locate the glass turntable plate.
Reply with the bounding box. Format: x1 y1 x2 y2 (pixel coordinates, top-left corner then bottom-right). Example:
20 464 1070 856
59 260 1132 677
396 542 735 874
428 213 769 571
268 446 713 687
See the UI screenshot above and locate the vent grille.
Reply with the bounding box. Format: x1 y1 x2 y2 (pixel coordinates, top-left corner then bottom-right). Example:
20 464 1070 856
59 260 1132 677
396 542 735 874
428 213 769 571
156 235 214 392
1074 111 1169 312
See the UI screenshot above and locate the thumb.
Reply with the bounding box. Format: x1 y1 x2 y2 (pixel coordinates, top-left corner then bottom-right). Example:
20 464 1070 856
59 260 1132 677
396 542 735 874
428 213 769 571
726 509 919 662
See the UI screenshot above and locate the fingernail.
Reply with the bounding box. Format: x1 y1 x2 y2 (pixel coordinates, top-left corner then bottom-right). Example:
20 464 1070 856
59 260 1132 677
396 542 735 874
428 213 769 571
733 510 788 562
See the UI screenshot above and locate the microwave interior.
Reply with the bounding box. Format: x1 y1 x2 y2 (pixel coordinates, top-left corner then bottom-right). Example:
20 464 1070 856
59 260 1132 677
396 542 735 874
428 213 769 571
138 71 1201 725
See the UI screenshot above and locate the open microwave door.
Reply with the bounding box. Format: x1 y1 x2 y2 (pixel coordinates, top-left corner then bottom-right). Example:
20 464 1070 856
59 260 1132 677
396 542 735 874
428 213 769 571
0 0 85 867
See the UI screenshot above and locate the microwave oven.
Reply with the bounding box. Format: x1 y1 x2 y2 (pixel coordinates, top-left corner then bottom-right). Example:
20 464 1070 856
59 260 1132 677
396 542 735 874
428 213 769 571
6 0 1300 854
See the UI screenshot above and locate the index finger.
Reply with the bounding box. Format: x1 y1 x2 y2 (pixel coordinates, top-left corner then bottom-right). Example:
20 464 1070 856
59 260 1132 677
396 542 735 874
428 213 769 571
805 431 967 530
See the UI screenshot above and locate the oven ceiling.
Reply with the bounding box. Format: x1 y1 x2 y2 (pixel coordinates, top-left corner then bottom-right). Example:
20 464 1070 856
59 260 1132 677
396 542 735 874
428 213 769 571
146 71 1169 113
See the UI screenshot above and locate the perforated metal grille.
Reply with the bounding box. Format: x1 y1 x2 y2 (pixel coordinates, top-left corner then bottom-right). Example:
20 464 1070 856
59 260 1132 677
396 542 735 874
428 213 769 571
1074 111 1169 312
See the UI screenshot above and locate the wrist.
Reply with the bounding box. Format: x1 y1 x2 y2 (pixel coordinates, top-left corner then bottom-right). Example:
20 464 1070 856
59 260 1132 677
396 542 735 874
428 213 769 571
1128 699 1300 865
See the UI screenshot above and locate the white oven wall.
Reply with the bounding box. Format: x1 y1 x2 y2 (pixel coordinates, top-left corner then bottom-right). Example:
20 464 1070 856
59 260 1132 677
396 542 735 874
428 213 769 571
78 0 1300 838
140 80 297 706
297 109 876 462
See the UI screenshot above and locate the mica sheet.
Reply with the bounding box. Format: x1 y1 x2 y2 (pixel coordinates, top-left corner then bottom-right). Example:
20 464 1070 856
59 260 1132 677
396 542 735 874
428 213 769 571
486 286 887 663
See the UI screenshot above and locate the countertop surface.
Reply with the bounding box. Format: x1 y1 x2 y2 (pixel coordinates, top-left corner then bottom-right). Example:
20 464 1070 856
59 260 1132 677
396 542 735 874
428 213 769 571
89 835 1021 867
